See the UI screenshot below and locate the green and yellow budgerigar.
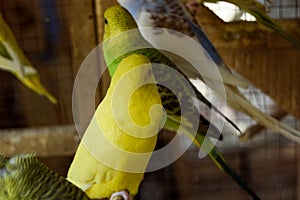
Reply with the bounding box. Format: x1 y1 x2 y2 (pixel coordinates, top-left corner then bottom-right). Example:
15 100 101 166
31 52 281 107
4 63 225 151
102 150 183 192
0 13 57 104
117 0 300 143
67 54 164 199
102 5 260 199
0 154 89 200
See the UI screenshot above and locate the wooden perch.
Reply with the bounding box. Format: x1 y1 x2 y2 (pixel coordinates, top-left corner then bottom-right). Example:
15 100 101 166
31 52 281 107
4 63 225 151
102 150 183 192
0 125 79 156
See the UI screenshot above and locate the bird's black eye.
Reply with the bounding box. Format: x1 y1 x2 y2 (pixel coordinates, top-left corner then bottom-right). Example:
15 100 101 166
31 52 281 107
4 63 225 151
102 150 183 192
104 18 108 24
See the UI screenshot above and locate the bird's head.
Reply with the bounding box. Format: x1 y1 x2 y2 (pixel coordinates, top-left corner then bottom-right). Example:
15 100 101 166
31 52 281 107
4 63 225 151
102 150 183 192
103 5 138 40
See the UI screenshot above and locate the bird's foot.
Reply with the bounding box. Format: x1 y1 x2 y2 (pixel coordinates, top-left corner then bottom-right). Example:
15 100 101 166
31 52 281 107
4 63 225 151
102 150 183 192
110 190 129 200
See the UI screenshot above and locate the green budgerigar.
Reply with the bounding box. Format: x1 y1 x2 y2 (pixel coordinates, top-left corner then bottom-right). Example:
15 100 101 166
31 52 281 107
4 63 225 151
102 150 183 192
103 5 260 199
0 154 89 200
68 54 164 200
0 13 57 104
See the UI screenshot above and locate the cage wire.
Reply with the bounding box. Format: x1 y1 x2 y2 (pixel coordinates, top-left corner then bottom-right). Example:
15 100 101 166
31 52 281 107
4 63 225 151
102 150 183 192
198 1 300 198
0 0 298 140
267 0 300 19
0 0 299 199
202 0 300 147
204 0 300 21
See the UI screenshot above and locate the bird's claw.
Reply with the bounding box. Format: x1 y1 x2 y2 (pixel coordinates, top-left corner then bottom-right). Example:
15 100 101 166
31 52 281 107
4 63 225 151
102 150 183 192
110 190 129 200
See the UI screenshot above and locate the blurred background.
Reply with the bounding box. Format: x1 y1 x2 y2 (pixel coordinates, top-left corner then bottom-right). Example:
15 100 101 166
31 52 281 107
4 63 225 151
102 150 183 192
0 0 299 199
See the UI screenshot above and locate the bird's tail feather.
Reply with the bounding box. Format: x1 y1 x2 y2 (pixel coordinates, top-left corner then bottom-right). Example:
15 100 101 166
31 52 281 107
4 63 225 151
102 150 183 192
193 133 261 200
164 105 259 198
171 121 261 200
226 86 300 142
